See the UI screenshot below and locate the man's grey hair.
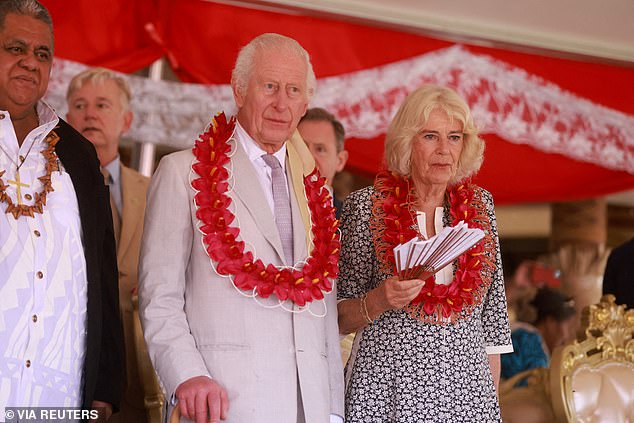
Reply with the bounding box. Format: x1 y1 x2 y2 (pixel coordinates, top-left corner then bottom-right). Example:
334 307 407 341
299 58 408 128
231 33 316 100
67 67 133 112
0 0 53 32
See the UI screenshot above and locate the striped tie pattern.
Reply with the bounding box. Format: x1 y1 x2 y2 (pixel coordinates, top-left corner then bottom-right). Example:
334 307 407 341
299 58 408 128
262 154 294 265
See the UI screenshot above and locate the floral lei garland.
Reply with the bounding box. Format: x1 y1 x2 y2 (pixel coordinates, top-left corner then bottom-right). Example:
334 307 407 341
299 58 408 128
0 131 59 219
190 113 340 307
371 170 495 323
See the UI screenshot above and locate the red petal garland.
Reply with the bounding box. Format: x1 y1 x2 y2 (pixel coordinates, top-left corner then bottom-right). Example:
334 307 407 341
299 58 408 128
371 170 494 323
191 113 340 306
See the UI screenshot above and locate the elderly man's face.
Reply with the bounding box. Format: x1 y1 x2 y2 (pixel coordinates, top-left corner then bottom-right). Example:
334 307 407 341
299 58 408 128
0 13 53 118
234 49 308 153
66 79 132 165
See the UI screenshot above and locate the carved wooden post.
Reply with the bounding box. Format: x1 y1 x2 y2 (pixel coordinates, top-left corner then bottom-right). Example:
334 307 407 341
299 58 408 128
545 199 609 315
607 204 634 248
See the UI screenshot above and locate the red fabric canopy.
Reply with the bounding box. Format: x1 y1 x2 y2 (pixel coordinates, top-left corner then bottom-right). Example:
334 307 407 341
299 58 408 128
45 0 161 72
41 0 634 205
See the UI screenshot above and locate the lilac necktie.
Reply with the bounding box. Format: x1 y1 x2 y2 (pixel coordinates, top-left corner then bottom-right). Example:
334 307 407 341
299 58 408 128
262 154 294 265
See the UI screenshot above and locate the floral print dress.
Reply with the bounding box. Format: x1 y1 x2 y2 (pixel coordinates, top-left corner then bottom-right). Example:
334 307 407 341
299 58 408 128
338 186 512 423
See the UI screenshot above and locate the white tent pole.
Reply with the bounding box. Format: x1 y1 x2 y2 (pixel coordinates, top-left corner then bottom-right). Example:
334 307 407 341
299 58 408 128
138 58 164 177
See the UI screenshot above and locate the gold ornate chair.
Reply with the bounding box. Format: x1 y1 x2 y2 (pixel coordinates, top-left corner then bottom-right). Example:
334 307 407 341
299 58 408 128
550 295 634 422
499 367 555 423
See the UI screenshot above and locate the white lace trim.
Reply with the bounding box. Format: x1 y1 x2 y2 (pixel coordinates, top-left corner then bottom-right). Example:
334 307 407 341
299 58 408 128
45 45 634 172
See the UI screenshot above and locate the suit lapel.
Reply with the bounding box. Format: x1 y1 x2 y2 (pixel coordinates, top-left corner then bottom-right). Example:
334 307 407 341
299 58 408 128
230 138 286 263
286 138 313 261
117 165 144 262
231 130 317 265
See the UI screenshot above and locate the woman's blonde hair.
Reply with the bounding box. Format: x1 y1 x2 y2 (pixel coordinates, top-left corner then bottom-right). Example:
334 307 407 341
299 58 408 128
384 84 484 183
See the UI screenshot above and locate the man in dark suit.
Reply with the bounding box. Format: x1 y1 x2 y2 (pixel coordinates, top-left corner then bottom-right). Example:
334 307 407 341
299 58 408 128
603 237 634 309
0 0 123 419
298 107 349 219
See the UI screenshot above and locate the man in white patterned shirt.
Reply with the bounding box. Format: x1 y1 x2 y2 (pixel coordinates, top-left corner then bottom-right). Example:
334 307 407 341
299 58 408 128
0 0 123 419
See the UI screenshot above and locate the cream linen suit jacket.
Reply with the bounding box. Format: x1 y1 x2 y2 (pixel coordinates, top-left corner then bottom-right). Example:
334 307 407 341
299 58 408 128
139 132 344 423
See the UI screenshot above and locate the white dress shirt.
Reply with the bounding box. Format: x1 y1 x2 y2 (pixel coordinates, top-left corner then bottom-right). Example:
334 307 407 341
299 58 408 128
416 208 453 284
0 102 88 410
234 122 289 216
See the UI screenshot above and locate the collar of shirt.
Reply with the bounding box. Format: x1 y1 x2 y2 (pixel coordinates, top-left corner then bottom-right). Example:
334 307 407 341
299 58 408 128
416 207 453 285
34 101 59 137
235 121 287 173
234 121 289 214
0 100 60 160
103 155 121 186
415 207 445 240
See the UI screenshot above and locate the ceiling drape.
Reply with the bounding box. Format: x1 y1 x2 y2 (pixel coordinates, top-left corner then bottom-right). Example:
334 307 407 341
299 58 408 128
41 0 634 205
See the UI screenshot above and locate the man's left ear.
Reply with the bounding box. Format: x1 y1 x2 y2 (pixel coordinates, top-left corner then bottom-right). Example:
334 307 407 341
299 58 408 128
336 150 349 173
122 111 133 134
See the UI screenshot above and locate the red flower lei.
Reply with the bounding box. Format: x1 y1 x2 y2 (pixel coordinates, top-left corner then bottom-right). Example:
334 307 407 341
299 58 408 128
191 113 340 307
371 170 495 323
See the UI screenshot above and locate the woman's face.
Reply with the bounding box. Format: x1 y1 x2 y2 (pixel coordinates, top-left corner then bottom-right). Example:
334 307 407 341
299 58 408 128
410 108 464 186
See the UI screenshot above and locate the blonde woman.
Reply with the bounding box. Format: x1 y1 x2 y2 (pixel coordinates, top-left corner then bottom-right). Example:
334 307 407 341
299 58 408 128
337 85 513 422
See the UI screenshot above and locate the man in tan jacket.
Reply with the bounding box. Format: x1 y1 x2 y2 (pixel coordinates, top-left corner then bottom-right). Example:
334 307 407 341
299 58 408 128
66 68 152 423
